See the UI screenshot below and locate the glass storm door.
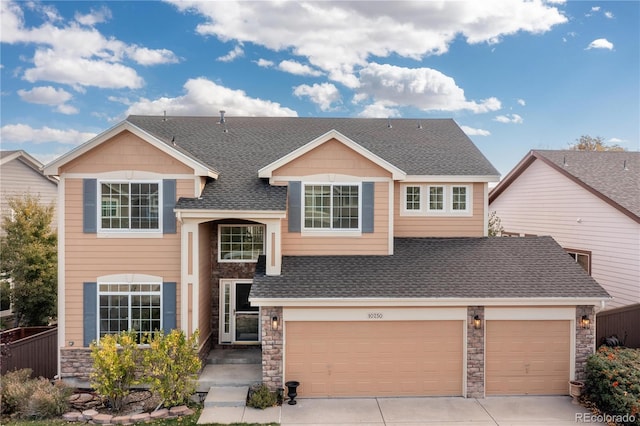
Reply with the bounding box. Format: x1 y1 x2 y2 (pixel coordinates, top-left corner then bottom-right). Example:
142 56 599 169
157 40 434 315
220 281 260 343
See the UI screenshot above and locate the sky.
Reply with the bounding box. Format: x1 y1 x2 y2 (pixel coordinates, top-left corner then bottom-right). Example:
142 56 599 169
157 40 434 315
0 0 638 177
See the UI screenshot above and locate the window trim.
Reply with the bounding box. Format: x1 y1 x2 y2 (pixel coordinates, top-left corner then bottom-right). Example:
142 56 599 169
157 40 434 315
401 185 424 215
97 179 163 235
565 248 592 275
400 184 472 217
302 182 362 233
427 185 446 213
218 224 266 263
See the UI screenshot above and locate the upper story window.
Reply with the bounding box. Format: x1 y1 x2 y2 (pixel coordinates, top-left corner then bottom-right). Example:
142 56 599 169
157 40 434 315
304 184 360 230
401 184 471 216
100 182 159 231
565 248 591 275
219 225 265 262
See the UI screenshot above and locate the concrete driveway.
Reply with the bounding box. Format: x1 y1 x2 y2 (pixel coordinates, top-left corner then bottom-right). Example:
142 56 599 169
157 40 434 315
198 396 606 425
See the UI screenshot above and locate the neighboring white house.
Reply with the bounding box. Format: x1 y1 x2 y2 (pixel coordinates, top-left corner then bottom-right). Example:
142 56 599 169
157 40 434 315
489 150 640 310
0 150 58 234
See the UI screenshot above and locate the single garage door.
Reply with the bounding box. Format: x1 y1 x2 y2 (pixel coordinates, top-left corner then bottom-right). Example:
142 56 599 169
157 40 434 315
486 320 570 395
285 320 463 397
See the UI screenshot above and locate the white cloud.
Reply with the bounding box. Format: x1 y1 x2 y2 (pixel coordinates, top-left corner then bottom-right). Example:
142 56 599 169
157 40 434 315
74 6 112 26
278 60 322 77
591 7 601 12
357 102 400 118
460 125 491 136
56 104 79 115
494 114 523 124
217 45 244 62
255 58 274 68
125 77 297 117
517 99 526 106
293 83 340 111
1 2 177 89
357 63 501 113
17 86 72 105
586 38 614 50
0 123 96 145
169 0 567 88
604 11 614 19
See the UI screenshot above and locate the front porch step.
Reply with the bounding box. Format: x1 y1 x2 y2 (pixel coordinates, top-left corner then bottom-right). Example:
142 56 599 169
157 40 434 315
207 347 262 365
204 386 248 407
196 364 262 393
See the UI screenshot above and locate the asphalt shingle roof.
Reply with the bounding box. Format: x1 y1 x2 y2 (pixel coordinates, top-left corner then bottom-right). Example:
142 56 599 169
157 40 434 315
251 236 610 300
126 116 499 211
534 150 640 218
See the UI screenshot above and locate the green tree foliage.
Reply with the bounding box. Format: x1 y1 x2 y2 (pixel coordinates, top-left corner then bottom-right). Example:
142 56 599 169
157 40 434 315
0 195 57 326
569 135 625 151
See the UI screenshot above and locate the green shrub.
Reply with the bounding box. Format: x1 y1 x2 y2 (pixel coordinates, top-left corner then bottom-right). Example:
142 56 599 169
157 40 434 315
585 346 640 425
90 331 141 411
1 369 33 415
247 384 278 409
0 281 11 311
142 329 202 407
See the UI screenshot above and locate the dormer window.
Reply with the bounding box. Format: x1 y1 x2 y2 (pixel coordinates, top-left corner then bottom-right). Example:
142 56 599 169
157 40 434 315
304 183 360 230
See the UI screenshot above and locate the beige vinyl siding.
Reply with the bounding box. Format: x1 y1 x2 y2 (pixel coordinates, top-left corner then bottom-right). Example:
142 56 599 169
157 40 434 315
63 177 192 345
394 182 485 237
282 181 390 255
272 138 392 178
490 160 640 308
198 222 212 345
276 138 392 255
60 131 194 175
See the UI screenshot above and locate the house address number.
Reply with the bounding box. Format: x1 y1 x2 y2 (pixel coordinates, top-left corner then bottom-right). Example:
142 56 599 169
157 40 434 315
368 312 383 319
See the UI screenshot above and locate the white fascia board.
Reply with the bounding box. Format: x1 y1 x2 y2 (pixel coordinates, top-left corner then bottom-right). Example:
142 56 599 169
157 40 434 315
249 297 610 307
402 175 501 183
43 121 218 179
176 209 286 221
258 129 406 180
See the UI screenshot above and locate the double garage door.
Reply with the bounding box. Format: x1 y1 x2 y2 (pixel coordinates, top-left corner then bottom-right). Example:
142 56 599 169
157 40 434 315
285 319 570 397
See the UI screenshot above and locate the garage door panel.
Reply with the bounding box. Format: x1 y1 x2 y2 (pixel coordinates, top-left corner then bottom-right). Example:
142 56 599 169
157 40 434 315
286 320 463 397
486 320 570 396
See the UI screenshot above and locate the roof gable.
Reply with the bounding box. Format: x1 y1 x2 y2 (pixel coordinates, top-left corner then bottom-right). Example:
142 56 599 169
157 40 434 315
1 150 58 184
258 129 406 180
43 121 217 178
490 150 640 223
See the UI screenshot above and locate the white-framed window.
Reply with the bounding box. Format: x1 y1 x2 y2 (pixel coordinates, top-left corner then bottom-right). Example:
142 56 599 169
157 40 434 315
99 181 160 231
565 248 591 275
218 225 265 262
400 184 472 216
98 282 162 342
303 183 360 230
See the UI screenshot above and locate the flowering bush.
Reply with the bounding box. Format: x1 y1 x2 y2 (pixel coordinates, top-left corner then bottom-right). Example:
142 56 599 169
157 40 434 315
585 346 640 425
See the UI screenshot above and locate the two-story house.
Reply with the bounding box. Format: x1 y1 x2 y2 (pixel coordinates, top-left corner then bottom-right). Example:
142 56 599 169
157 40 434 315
489 150 639 310
44 115 609 398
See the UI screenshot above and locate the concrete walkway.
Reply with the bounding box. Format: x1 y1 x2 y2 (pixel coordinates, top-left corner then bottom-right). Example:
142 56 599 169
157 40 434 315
197 395 606 425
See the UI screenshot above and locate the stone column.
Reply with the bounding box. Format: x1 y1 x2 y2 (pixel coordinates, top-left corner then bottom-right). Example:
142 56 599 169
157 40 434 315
261 306 283 391
467 306 485 398
575 305 596 381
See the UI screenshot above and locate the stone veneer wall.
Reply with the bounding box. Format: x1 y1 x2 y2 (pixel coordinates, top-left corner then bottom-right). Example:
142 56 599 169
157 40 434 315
575 305 596 381
60 348 93 381
260 306 283 391
466 306 485 398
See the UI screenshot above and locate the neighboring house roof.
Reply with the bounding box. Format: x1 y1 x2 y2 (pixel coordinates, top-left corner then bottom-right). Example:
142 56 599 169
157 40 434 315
1 150 58 184
251 236 610 303
489 150 640 223
125 116 500 211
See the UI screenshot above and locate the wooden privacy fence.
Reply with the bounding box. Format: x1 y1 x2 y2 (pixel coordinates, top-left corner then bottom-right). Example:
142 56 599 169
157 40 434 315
0 326 57 378
596 304 640 349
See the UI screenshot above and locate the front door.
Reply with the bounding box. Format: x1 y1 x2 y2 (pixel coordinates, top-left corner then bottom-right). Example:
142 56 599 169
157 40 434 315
219 280 260 344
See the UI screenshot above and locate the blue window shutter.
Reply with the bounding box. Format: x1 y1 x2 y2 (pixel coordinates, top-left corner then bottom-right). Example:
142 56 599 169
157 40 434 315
83 282 97 346
163 282 177 333
162 179 176 234
83 179 97 233
288 181 301 232
362 182 374 233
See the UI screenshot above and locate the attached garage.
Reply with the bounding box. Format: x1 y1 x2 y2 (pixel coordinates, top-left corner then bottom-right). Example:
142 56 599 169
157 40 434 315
285 320 464 397
485 320 571 395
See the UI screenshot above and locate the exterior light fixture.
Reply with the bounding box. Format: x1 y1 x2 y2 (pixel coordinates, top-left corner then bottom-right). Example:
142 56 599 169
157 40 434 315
473 315 482 330
581 315 591 329
272 316 279 330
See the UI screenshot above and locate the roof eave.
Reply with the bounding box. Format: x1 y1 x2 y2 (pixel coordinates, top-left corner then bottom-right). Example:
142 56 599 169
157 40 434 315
43 120 219 178
258 129 407 180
